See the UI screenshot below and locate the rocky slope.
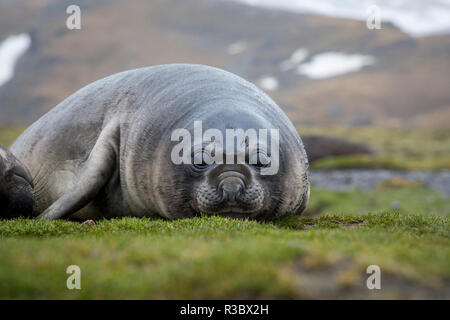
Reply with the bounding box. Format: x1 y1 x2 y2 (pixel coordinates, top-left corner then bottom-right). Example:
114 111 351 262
0 0 449 127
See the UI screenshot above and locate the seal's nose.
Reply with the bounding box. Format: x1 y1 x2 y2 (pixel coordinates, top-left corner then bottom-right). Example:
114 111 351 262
219 176 244 201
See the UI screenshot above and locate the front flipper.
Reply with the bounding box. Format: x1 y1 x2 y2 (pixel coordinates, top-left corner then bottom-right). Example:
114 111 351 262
37 123 119 220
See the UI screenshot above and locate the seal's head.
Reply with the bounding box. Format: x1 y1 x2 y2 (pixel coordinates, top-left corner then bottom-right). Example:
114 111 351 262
191 112 308 220
0 145 35 218
148 108 310 221
126 64 309 220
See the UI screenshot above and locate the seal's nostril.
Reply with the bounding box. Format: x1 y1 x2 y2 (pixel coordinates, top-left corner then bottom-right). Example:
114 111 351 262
219 177 244 201
223 184 243 199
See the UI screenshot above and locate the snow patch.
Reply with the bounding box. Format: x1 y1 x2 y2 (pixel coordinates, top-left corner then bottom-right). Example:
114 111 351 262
280 48 308 71
0 33 31 88
297 52 375 79
228 0 450 37
227 41 248 55
257 75 279 90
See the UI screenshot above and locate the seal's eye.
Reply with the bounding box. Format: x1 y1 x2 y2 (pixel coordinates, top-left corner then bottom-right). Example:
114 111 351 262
192 150 212 170
249 152 270 168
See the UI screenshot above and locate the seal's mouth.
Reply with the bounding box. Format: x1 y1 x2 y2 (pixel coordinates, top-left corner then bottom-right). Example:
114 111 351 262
194 168 265 218
210 205 260 215
197 204 262 219
210 211 260 219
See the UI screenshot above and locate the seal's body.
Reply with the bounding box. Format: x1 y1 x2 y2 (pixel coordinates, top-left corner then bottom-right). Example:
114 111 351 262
11 64 309 220
0 145 35 218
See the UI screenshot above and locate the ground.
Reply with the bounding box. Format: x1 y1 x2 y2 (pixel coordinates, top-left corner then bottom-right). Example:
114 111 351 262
0 126 449 299
0 212 448 299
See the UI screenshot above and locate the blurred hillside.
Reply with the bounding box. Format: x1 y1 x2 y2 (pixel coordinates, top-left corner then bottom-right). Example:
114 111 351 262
0 0 449 127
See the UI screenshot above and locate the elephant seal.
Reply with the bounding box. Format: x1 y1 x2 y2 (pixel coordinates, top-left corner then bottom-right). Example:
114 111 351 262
11 64 309 220
0 145 36 218
302 135 372 163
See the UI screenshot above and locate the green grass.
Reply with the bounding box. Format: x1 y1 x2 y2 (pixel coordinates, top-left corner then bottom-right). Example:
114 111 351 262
306 185 450 216
0 126 26 147
299 126 450 170
0 211 448 299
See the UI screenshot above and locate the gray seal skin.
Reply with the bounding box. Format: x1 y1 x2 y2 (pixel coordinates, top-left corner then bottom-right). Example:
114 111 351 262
0 145 36 218
10 64 309 221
